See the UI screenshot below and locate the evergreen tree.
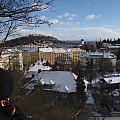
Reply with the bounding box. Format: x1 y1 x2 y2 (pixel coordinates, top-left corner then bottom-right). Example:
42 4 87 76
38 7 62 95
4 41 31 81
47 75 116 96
117 47 120 60
46 60 50 66
109 38 112 44
114 38 116 45
117 38 120 44
107 38 110 43
52 61 59 70
85 59 96 83
76 69 86 105
102 39 107 43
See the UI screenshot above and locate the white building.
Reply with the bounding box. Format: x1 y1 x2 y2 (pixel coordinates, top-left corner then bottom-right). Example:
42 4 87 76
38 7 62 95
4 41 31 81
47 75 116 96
24 71 77 93
103 73 120 85
79 51 117 71
24 71 89 93
24 60 52 78
0 48 22 70
92 73 120 88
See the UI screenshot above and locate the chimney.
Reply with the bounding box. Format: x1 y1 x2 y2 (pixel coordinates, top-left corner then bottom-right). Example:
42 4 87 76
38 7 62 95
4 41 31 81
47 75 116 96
38 69 41 73
32 74 34 78
41 58 43 62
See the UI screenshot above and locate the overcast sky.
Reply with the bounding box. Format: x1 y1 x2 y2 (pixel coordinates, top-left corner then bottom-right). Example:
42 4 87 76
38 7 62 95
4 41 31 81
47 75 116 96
19 0 120 41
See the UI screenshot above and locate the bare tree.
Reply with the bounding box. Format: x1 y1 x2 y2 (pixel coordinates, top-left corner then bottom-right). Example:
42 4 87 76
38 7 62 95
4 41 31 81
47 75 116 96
0 0 54 42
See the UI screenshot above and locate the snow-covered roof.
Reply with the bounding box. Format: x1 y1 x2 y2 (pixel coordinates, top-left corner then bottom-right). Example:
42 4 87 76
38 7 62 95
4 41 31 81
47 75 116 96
81 52 116 59
7 48 14 52
19 47 38 52
53 48 65 53
109 45 120 49
28 64 51 72
1 53 13 58
71 48 81 52
104 73 120 78
24 60 51 78
90 113 120 120
39 48 53 52
72 73 78 79
26 71 77 93
86 92 94 104
29 60 46 67
103 117 120 120
104 76 120 84
66 48 72 53
93 73 120 85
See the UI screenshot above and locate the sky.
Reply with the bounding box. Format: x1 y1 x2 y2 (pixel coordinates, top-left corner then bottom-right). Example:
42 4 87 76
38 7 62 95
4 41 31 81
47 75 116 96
19 0 120 41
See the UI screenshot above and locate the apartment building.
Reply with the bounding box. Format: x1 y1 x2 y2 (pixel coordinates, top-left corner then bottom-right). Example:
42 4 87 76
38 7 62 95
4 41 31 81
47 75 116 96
0 55 10 70
71 48 85 63
0 48 17 70
39 48 54 64
53 48 66 63
79 50 117 71
21 47 38 68
21 47 85 68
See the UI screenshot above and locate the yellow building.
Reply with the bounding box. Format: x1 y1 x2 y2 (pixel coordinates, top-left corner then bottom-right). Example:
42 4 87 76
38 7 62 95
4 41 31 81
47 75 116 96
38 47 85 65
22 48 38 68
21 47 85 68
71 48 85 64
64 49 72 63
39 48 66 65
53 48 66 62
31 51 39 64
22 51 32 68
39 48 54 65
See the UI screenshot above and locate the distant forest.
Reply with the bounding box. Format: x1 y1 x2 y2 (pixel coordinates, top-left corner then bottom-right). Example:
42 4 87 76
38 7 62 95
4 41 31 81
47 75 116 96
102 38 120 45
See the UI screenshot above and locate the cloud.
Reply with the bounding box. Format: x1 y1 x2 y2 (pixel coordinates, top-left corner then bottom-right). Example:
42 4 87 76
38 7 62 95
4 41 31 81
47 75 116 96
38 16 59 25
8 24 120 41
103 25 115 28
49 19 59 24
57 12 77 19
39 16 47 20
68 17 76 21
59 21 80 26
39 26 120 40
86 14 101 21
69 27 120 40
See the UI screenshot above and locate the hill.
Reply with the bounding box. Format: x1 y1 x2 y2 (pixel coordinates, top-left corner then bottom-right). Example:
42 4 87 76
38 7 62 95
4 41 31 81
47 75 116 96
0 34 62 47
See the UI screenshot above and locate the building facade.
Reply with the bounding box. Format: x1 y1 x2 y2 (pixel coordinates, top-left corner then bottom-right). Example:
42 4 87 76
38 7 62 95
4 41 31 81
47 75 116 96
79 50 117 72
39 47 85 65
0 55 10 70
39 48 54 64
21 47 38 69
71 48 85 63
21 47 85 68
0 48 25 70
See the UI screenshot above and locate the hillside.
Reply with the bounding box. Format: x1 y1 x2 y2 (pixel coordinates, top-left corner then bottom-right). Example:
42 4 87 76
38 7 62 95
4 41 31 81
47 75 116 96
1 34 62 47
